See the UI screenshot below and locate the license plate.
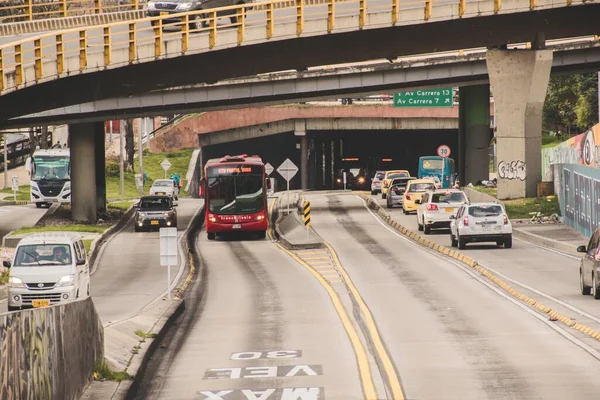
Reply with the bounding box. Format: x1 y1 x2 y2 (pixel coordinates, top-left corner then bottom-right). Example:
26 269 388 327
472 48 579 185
232 224 241 229
151 220 159 225
32 299 50 308
157 192 165 195
160 11 169 16
445 208 453 212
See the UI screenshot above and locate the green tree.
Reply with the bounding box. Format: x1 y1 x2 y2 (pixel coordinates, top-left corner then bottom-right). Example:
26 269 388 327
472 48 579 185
543 73 598 136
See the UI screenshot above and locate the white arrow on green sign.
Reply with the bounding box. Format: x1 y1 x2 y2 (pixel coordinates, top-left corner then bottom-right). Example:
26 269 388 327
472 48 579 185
394 88 454 108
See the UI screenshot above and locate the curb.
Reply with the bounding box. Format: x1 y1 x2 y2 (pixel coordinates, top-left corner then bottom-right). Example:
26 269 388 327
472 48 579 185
358 193 600 344
512 227 580 255
0 200 30 205
0 10 144 36
272 196 325 250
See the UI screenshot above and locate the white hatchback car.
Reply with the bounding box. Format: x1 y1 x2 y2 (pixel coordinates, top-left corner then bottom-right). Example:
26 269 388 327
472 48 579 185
416 189 468 234
450 202 513 249
150 179 178 199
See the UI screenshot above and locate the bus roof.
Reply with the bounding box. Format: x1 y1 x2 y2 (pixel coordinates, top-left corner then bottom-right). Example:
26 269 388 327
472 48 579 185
33 148 70 157
205 154 264 166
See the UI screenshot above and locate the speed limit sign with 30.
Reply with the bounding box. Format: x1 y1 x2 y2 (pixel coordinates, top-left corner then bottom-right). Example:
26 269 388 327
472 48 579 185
437 145 451 158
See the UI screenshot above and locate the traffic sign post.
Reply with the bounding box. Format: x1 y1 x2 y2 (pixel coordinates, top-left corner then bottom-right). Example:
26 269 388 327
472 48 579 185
394 88 453 108
276 158 299 215
160 159 172 179
160 227 178 301
437 145 451 189
343 172 347 191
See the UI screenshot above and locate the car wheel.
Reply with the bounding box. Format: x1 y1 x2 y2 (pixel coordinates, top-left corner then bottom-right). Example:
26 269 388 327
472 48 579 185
87 284 90 297
35 203 42 208
458 234 467 249
134 225 140 232
387 201 392 209
417 219 423 231
423 223 431 235
371 190 376 195
504 235 513 248
382 193 387 199
451 234 458 247
581 269 591 295
593 273 600 300
403 208 408 215
207 232 216 240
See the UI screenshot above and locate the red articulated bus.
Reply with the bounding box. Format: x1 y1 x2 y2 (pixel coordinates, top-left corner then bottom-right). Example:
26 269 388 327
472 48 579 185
199 154 270 240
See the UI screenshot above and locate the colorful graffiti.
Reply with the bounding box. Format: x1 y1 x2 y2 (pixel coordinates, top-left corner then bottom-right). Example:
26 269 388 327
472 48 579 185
542 124 600 180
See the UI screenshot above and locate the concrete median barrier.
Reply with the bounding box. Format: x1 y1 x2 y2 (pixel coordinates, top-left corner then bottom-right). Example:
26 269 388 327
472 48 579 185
272 194 324 250
0 298 104 399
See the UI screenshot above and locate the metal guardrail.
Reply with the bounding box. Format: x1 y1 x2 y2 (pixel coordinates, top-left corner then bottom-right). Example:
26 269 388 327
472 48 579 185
0 0 141 23
0 0 590 97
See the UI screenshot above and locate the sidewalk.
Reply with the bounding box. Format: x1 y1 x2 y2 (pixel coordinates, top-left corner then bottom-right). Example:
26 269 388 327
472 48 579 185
511 221 587 256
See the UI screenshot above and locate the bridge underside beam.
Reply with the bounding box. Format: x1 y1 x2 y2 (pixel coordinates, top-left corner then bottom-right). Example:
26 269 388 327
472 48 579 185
487 49 553 199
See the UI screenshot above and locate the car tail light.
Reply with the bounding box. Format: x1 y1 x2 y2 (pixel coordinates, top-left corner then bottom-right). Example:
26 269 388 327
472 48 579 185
383 180 389 187
463 216 469 226
405 194 411 200
503 215 508 225
426 204 438 211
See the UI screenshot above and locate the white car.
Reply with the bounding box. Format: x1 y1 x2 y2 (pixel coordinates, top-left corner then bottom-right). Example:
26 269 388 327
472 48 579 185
416 188 467 234
371 171 385 195
149 179 178 199
450 202 513 249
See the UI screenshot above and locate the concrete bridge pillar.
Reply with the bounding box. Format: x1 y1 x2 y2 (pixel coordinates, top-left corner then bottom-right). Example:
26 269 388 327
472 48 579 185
70 122 105 222
486 49 553 199
458 84 492 186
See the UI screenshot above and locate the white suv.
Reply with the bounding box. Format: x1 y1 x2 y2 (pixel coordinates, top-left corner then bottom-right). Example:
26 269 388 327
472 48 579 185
416 189 467 234
450 202 513 249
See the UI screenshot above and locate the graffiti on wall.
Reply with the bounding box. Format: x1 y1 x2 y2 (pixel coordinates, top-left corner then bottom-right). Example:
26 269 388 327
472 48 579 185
542 124 600 180
497 160 526 180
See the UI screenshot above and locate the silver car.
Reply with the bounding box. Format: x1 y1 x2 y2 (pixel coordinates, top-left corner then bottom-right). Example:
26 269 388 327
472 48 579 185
386 177 415 208
371 171 385 195
149 179 177 199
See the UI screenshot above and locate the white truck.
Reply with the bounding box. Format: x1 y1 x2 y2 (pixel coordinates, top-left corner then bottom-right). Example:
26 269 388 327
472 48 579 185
25 148 71 208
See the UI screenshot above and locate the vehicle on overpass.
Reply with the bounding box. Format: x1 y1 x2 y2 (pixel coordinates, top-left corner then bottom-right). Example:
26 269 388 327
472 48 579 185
134 195 178 232
145 0 246 29
418 156 456 189
3 232 90 311
25 148 71 208
199 154 269 240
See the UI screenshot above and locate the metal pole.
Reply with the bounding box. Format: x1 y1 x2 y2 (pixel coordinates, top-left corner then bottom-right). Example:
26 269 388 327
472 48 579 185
287 180 290 214
167 264 171 300
119 120 125 196
109 120 113 143
3 134 8 189
597 71 600 124
138 118 144 194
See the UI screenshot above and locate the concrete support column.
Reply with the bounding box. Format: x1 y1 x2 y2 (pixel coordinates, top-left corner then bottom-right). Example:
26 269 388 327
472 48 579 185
295 120 308 190
486 49 553 199
324 140 332 189
458 85 491 185
95 123 106 212
315 139 323 189
70 122 103 222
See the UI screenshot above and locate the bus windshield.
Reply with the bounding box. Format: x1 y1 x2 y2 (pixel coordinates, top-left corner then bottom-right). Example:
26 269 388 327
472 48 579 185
32 156 70 181
207 165 264 215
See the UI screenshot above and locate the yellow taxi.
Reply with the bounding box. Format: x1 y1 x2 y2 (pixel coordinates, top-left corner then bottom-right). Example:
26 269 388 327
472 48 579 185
381 170 411 199
402 178 436 214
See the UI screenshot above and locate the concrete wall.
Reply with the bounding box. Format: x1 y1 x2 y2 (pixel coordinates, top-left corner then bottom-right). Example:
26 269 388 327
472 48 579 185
0 298 104 400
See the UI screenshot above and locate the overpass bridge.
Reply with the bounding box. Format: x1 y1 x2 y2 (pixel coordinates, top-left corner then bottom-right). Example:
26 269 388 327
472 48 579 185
0 0 596 221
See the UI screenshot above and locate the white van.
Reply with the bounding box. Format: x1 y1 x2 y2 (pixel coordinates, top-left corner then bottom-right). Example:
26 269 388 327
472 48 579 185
3 232 91 312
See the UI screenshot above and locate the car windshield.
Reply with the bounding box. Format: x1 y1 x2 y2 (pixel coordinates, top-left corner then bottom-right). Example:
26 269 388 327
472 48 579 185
31 156 70 181
139 197 172 211
14 244 72 266
408 183 435 192
375 172 385 180
388 172 409 179
207 165 264 215
432 192 467 203
421 159 444 170
153 181 172 187
468 205 503 217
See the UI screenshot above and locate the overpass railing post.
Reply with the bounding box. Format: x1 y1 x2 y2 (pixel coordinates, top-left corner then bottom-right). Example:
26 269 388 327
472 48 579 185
529 0 536 9
26 0 33 21
459 0 465 17
103 27 111 66
154 18 163 57
94 0 102 13
391 0 399 25
359 0 366 28
237 5 245 44
181 15 189 53
0 49 4 92
296 0 304 36
424 0 432 20
266 2 274 39
56 34 64 75
128 23 136 62
133 0 139 10
34 39 42 81
327 0 335 33
14 44 23 86
79 30 87 71
59 0 68 17
494 0 501 13
209 10 217 48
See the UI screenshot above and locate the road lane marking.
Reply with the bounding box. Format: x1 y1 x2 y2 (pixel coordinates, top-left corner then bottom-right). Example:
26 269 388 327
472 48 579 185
268 196 378 400
360 195 600 358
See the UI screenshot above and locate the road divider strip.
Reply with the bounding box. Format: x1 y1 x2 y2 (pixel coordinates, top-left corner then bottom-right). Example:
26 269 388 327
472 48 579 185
358 192 600 343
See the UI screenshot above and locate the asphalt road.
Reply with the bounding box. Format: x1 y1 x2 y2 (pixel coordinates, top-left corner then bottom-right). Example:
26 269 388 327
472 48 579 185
371 194 600 337
91 197 201 326
0 203 47 242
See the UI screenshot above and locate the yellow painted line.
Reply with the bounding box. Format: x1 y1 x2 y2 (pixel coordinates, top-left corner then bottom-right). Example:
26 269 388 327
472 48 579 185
325 243 405 400
313 267 336 272
358 193 600 345
279 246 378 399
302 256 332 261
329 280 344 284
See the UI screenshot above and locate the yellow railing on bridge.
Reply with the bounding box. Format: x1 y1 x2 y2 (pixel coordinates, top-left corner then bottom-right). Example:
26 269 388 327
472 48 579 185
0 0 140 23
0 0 591 96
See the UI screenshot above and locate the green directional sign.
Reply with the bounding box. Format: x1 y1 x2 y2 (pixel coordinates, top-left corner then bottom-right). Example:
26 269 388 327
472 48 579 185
394 88 454 108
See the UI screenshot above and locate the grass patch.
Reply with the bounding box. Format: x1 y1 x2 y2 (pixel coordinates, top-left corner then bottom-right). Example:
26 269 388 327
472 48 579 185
0 185 30 201
106 148 194 200
504 196 561 219
471 186 498 197
93 363 133 382
542 134 564 149
108 201 135 211
135 330 158 339
0 271 8 285
13 225 108 235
